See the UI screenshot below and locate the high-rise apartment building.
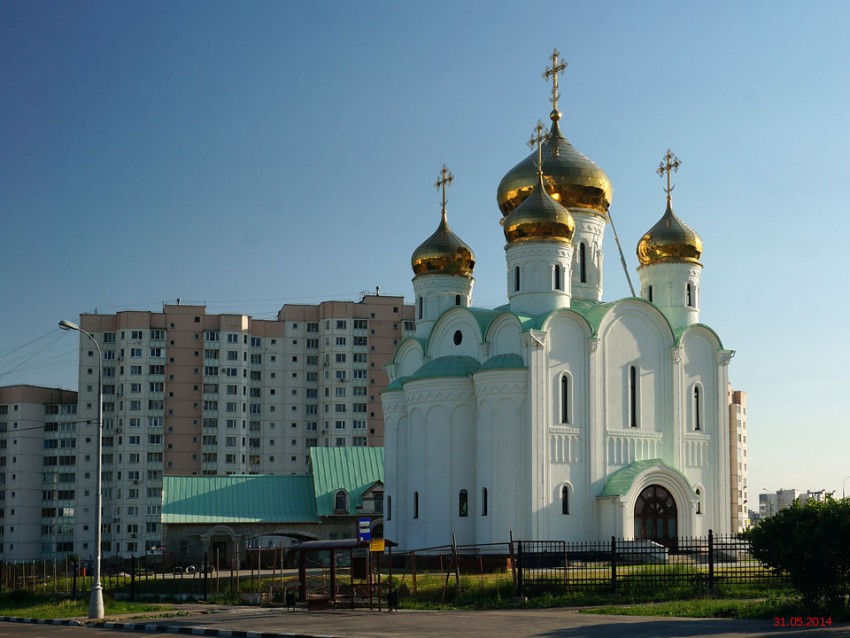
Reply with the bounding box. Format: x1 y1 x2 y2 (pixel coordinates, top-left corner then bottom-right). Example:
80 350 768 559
0 385 78 561
729 389 749 532
65 294 412 558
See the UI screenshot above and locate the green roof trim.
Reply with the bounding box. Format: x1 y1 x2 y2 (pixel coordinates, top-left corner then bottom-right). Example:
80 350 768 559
310 447 384 517
407 355 481 381
600 459 691 497
162 475 319 524
672 323 725 348
382 375 412 392
478 353 526 371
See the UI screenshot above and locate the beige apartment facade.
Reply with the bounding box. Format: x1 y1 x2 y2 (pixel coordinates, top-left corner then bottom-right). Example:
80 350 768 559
61 294 413 559
0 385 78 561
729 389 749 532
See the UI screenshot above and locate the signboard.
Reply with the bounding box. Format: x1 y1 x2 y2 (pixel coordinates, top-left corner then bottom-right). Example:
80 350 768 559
358 517 371 542
370 539 385 553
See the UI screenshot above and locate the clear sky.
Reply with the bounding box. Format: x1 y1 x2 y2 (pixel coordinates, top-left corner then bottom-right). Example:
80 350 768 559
2 1 849 501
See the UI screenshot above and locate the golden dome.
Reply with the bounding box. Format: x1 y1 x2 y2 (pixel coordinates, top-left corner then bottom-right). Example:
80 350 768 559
411 209 476 277
497 113 613 217
503 172 575 244
636 200 702 266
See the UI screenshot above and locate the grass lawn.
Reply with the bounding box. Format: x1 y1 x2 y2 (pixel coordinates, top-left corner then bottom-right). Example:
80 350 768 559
0 592 173 620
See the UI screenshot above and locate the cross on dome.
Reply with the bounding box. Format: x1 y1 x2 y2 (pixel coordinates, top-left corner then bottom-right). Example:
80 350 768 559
657 149 682 201
543 49 567 119
434 164 454 212
527 120 549 175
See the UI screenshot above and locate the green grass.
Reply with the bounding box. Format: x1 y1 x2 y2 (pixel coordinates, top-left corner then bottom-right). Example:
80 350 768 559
0 591 172 620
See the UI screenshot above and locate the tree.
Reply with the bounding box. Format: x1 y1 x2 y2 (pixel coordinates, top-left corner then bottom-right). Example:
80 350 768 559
747 497 850 609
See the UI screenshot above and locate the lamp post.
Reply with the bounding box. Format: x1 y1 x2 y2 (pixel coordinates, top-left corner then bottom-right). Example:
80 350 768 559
59 319 104 619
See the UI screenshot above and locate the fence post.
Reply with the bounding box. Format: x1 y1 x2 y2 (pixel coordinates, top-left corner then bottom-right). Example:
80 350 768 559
708 529 714 591
130 555 136 602
516 541 523 598
610 537 617 593
203 551 208 602
411 552 417 597
72 560 78 600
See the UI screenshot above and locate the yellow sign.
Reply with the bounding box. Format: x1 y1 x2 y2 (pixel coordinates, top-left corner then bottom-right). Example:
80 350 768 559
369 539 385 552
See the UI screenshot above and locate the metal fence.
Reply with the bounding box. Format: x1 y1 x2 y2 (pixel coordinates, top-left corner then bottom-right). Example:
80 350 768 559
0 532 792 603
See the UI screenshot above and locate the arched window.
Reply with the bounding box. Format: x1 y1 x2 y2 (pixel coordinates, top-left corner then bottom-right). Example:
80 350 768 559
648 285 653 302
560 374 571 424
387 495 392 521
695 488 702 515
334 490 348 514
554 264 562 291
579 243 587 283
413 491 419 519
629 365 639 428
417 296 423 320
693 385 702 431
686 283 693 307
561 485 570 515
459 489 468 517
481 488 488 516
515 266 521 292
455 294 461 306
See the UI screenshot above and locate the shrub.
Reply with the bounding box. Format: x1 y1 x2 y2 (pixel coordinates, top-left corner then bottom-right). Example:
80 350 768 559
746 497 850 610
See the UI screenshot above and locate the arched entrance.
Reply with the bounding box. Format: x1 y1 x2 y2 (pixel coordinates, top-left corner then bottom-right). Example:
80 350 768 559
634 484 677 545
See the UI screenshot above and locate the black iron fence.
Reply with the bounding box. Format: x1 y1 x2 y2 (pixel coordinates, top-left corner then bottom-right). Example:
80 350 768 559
0 532 794 603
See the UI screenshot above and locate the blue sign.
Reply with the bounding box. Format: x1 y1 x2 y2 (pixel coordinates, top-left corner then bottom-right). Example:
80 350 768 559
358 517 371 542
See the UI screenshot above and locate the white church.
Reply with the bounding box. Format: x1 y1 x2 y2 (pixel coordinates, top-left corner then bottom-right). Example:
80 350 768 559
382 52 735 549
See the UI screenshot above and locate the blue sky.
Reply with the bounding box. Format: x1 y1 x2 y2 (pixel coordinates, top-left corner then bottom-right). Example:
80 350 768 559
2 1 849 500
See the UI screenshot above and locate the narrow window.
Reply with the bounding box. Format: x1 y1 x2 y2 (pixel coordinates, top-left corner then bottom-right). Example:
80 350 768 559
387 495 392 521
413 491 419 519
648 285 653 302
629 365 638 428
418 296 423 320
694 386 701 431
561 485 570 515
579 243 587 283
455 294 461 306
334 490 348 514
686 283 693 307
515 266 520 292
459 489 468 517
560 374 570 424
554 264 561 291
696 488 702 514
482 488 488 516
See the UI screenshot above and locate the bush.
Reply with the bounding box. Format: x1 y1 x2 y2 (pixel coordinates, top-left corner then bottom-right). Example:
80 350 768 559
746 497 850 610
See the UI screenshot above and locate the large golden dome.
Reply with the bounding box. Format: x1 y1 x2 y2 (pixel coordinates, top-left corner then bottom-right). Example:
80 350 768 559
411 210 475 277
503 172 575 244
497 112 613 217
636 200 702 266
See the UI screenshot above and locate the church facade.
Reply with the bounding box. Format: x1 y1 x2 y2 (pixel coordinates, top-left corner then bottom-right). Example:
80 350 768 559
382 52 734 549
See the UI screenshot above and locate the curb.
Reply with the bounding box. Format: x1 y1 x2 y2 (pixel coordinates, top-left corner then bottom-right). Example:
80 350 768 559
1 617 343 638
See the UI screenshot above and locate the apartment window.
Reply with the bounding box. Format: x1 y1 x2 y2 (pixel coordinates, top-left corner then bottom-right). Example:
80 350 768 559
227 334 239 343
353 436 367 446
336 337 347 346
335 438 346 447
353 336 367 346
336 320 347 329
250 337 261 347
130 348 142 358
354 319 367 329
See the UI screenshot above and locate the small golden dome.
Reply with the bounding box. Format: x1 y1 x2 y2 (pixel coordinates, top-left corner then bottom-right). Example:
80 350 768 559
503 172 575 244
411 210 476 276
497 114 613 217
636 200 702 266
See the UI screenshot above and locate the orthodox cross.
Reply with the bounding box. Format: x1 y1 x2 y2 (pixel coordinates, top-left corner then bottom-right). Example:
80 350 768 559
543 48 567 112
435 164 454 211
657 149 682 199
527 120 549 174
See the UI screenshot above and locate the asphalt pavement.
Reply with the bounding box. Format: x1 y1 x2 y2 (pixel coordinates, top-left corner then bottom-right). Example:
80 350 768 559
2 603 850 638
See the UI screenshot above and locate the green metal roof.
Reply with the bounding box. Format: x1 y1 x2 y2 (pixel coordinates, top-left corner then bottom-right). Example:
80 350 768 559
599 459 691 497
382 375 412 392
310 447 384 517
478 353 526 371
161 475 319 524
407 355 481 381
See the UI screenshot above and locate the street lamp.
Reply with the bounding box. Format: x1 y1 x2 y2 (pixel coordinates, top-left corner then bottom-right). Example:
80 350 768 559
59 319 104 620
